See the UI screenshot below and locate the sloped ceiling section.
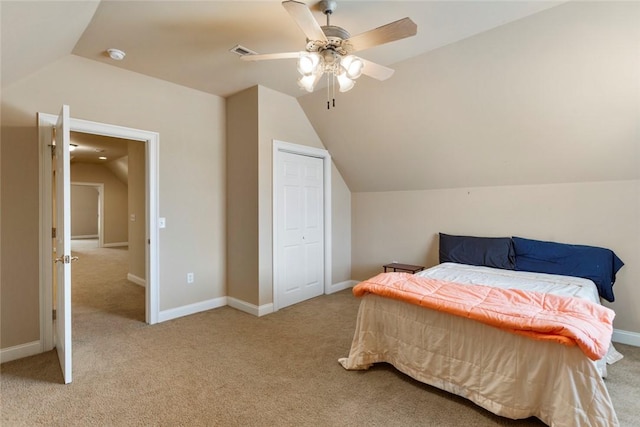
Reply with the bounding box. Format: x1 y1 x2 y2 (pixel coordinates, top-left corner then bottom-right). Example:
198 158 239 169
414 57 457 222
0 1 99 87
298 1 640 192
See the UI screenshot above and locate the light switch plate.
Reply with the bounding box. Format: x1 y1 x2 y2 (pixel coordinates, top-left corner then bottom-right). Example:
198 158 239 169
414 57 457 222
159 217 166 228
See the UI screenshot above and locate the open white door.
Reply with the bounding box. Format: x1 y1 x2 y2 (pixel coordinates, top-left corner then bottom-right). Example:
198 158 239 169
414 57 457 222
54 105 73 384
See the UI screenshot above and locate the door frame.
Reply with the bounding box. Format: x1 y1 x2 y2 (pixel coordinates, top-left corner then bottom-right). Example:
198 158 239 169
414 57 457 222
70 182 105 247
38 113 160 352
272 140 332 311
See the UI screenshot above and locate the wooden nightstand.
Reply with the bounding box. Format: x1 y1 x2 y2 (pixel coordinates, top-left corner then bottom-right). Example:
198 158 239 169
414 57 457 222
383 263 426 274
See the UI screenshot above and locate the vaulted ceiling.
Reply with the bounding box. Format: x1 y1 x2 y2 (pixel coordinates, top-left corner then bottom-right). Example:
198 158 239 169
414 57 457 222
1 1 562 97
3 1 638 193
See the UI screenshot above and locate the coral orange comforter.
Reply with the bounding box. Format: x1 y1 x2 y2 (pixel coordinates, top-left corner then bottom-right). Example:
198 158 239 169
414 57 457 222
353 272 614 360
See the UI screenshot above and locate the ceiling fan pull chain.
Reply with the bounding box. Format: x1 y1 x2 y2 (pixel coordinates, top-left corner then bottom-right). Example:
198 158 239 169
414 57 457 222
327 73 330 109
332 73 336 108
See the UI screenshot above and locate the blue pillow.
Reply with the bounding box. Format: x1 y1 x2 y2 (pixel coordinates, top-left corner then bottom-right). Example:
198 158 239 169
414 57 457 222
513 237 624 302
439 233 516 270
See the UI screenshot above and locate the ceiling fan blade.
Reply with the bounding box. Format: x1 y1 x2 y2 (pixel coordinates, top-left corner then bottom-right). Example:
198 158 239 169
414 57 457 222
240 52 300 61
360 59 395 81
282 0 328 43
346 17 417 53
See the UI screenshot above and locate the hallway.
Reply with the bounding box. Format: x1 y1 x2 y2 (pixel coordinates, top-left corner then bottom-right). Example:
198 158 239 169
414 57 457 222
70 239 145 348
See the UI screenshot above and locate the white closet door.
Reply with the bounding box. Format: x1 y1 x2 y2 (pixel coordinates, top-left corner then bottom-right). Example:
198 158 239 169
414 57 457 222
276 151 324 309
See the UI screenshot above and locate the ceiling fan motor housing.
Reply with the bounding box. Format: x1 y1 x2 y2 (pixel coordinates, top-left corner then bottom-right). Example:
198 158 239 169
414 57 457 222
322 25 350 41
306 25 352 55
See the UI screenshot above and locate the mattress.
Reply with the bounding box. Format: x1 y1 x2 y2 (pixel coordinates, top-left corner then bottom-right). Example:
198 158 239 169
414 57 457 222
339 263 619 426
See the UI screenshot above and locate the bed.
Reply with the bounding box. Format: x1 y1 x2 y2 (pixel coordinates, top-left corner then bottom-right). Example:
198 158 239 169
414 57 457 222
339 235 624 427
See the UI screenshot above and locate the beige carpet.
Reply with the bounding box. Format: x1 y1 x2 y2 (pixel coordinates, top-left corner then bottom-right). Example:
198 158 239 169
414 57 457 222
1 242 639 426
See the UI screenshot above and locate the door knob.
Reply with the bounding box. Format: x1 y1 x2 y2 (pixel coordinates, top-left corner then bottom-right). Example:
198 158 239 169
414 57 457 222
55 255 79 264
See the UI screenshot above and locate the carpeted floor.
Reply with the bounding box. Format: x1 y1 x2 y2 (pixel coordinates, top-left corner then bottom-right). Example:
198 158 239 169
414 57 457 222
1 241 639 426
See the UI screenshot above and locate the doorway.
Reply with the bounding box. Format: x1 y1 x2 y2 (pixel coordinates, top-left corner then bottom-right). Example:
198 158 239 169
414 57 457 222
68 132 147 335
38 113 160 357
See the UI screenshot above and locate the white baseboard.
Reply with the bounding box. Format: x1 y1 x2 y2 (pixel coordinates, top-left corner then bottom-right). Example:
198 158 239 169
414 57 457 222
327 280 358 294
102 242 128 248
158 296 227 323
0 340 41 364
127 273 146 287
228 282 357 317
71 234 98 239
613 329 640 347
227 297 273 317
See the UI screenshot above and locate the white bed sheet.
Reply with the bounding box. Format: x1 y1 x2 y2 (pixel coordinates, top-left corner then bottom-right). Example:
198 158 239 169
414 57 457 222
416 262 601 302
339 263 619 426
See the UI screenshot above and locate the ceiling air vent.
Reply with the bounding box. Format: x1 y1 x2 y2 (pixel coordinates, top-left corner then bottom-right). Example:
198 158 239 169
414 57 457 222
230 45 257 57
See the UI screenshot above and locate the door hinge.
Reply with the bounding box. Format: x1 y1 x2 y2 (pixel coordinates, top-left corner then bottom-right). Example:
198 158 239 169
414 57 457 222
52 309 57 321
52 227 56 238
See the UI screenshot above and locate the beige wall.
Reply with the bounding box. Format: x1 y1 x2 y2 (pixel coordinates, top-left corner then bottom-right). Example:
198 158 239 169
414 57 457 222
128 141 145 280
226 85 352 307
106 156 128 185
330 162 351 285
70 185 99 237
1 54 226 350
226 86 259 304
1 127 40 348
71 163 128 245
352 180 640 332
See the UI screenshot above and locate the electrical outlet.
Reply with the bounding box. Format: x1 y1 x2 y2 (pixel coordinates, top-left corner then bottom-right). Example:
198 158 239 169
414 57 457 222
187 273 194 284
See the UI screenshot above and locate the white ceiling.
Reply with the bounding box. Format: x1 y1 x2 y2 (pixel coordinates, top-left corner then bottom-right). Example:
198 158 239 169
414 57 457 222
2 1 563 98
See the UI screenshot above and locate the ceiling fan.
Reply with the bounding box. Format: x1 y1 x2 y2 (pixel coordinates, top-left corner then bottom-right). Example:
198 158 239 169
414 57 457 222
241 0 417 100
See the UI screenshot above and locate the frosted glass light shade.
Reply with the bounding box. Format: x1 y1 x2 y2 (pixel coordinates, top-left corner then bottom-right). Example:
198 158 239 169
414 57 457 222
298 73 321 92
341 55 364 79
297 52 321 76
336 72 355 92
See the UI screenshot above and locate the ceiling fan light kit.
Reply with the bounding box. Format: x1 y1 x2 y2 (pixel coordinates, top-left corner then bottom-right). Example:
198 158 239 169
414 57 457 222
241 0 417 108
296 51 364 93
